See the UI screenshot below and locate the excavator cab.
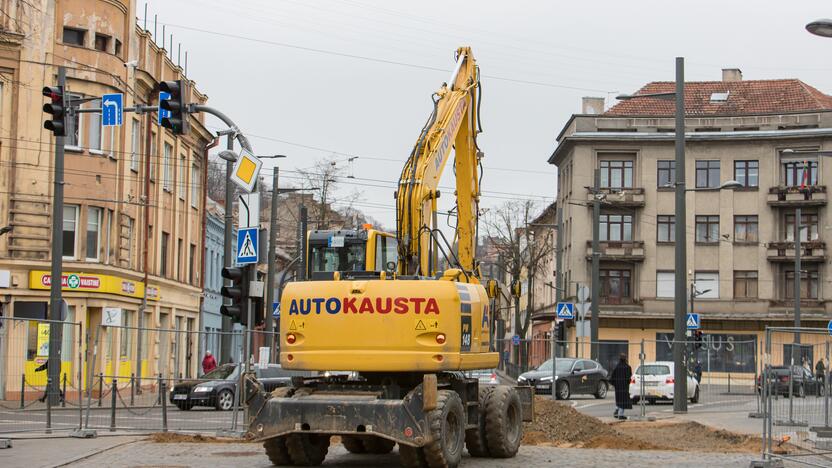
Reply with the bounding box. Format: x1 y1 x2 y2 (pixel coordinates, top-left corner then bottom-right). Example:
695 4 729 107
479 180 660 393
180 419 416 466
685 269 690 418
306 228 397 279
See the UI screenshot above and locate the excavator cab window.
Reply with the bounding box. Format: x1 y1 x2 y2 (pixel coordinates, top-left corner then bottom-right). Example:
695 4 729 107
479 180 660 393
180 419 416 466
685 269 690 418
309 242 366 274
374 235 398 271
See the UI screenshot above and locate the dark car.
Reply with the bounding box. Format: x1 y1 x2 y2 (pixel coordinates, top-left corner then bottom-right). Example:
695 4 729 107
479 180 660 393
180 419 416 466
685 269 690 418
517 358 608 400
756 365 823 398
464 369 500 385
170 363 310 410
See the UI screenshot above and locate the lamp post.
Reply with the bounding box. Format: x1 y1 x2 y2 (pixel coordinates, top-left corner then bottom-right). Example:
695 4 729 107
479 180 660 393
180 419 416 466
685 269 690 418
807 19 832 38
616 57 742 413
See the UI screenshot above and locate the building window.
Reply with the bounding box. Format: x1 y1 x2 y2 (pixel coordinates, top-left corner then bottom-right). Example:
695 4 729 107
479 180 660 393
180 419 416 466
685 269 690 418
782 160 818 187
86 207 102 261
94 33 109 52
693 272 719 298
599 160 633 189
163 143 172 191
189 243 196 285
130 119 141 172
600 269 631 304
734 271 758 299
178 155 187 200
695 160 720 188
62 27 85 46
657 215 675 242
657 160 675 188
177 239 183 281
87 99 102 151
114 39 122 57
785 269 819 300
599 214 633 241
126 216 134 269
63 205 78 259
65 104 81 148
734 215 758 242
160 232 169 277
656 271 674 298
191 164 200 208
785 213 819 241
695 215 719 243
734 160 759 188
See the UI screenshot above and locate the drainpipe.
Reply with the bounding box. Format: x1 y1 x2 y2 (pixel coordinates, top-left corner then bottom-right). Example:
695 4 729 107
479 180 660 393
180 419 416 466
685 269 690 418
199 134 219 358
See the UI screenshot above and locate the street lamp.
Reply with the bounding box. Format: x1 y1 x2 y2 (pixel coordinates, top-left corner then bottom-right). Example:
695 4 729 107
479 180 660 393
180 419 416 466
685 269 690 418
806 19 832 38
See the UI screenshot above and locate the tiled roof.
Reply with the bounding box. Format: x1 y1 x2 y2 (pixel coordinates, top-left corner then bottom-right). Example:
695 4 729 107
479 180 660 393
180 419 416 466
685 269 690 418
604 79 832 116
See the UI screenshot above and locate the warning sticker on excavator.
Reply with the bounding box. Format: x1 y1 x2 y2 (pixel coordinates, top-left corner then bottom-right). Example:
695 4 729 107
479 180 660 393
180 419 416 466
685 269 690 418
415 319 439 331
415 320 426 331
289 320 305 331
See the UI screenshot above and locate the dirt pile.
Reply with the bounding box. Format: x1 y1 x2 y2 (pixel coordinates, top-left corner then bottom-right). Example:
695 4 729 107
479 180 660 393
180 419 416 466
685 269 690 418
523 396 763 453
147 433 245 444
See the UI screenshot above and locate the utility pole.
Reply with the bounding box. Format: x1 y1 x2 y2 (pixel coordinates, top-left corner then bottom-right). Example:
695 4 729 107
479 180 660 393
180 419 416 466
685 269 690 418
673 56 688 414
221 134 234 362
264 167 279 358
590 168 600 361
47 66 67 405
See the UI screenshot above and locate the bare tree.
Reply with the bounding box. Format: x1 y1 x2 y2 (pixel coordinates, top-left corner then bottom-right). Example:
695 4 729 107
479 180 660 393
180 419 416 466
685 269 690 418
484 199 555 370
295 155 350 229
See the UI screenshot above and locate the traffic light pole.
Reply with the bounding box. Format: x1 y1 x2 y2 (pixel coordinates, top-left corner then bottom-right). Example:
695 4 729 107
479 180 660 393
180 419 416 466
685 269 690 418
221 133 234 363
47 66 67 406
264 168 279 358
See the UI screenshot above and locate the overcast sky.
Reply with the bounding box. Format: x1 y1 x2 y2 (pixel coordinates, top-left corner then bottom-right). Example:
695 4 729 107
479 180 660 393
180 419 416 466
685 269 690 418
152 0 832 228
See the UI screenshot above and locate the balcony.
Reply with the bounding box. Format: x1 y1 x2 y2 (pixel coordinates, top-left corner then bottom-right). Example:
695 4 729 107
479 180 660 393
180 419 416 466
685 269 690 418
766 240 827 263
586 188 645 207
586 240 645 262
767 185 827 207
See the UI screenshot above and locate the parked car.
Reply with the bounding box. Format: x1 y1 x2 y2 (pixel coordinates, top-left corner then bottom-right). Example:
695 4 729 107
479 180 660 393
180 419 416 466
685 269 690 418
629 361 699 404
756 365 822 397
465 369 500 385
169 363 310 410
517 358 609 400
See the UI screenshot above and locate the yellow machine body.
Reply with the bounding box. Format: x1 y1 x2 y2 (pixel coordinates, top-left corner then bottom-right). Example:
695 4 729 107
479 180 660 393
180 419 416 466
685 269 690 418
280 277 497 372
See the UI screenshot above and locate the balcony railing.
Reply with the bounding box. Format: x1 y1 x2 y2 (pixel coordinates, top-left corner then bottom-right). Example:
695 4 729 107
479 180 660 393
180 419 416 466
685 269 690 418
586 187 645 207
766 240 827 263
767 185 827 207
585 240 645 261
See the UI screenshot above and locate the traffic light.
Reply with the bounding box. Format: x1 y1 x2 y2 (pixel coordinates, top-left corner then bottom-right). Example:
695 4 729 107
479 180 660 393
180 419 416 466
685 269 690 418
252 270 266 327
42 86 66 136
159 80 189 135
220 266 248 325
694 330 704 349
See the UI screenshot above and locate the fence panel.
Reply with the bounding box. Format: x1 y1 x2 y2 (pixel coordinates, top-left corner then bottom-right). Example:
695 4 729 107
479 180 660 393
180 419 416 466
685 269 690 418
762 328 832 467
0 316 83 435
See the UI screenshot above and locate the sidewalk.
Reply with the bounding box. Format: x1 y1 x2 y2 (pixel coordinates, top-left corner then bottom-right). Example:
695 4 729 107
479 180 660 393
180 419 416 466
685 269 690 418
2 435 143 468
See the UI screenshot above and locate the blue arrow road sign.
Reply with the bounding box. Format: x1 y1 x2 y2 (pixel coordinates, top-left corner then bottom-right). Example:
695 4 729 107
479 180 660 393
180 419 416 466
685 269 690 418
828 320 832 336
236 227 258 265
158 91 171 125
102 93 123 126
512 335 520 346
273 302 280 319
556 302 575 319
686 313 701 330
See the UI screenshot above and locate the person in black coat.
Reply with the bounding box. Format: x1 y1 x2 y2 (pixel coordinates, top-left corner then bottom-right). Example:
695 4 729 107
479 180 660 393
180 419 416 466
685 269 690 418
610 353 632 420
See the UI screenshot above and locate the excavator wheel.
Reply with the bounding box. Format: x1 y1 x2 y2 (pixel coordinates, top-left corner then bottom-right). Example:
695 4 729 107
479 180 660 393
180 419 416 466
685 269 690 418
399 444 428 468
465 386 494 457
341 435 366 454
483 385 523 458
286 433 330 466
422 389 465 468
263 436 292 466
362 436 396 454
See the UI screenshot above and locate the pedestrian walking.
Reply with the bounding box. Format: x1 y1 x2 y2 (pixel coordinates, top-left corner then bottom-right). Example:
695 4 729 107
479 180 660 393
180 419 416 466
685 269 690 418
202 350 217 375
34 359 65 403
693 361 703 384
610 353 632 420
817 359 826 396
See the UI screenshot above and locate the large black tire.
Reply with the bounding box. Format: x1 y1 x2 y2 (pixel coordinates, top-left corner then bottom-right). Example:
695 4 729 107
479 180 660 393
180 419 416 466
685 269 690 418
594 381 608 399
556 380 570 400
264 437 292 466
215 389 235 411
465 386 493 457
341 435 366 454
422 390 465 468
483 385 523 458
362 436 395 454
399 444 428 468
286 433 330 466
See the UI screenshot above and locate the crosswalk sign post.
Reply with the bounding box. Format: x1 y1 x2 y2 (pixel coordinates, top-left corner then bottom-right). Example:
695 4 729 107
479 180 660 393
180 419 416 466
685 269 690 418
686 313 701 330
556 302 575 320
236 227 258 264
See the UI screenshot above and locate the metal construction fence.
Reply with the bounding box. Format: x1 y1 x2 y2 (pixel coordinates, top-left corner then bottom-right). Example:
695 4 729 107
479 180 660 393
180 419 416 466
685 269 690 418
760 327 832 467
0 317 281 437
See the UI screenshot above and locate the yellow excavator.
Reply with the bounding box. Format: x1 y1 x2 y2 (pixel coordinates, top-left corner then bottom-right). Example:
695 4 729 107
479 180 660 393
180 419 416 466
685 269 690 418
245 47 530 468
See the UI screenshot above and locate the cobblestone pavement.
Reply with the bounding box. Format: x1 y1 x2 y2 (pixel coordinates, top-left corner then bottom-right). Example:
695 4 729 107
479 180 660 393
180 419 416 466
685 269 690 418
70 441 760 467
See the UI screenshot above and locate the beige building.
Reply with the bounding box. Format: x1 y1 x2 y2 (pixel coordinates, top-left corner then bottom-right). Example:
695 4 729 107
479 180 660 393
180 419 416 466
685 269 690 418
549 69 832 373
0 0 213 396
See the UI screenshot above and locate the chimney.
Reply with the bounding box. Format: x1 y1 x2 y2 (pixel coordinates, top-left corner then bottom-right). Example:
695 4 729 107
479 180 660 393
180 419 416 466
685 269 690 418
582 97 605 115
722 68 742 82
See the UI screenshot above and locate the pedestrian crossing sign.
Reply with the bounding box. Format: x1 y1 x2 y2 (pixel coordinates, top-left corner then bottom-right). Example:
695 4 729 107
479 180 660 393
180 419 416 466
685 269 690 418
556 302 575 319
686 313 701 330
236 227 258 265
